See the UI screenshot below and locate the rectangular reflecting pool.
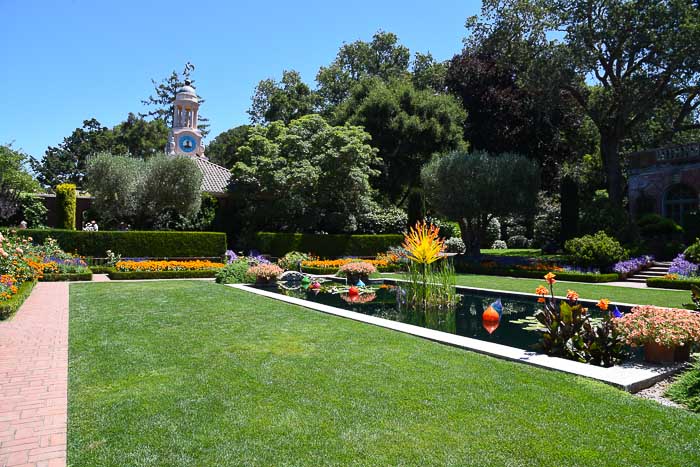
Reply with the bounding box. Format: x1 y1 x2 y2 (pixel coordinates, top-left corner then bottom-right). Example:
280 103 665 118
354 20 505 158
251 281 634 354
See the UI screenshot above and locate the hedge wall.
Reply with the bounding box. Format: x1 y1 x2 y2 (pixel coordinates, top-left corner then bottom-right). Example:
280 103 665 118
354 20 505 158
453 261 619 283
40 272 92 282
108 270 218 280
646 277 700 290
0 281 36 320
255 232 403 257
16 229 226 258
55 183 76 230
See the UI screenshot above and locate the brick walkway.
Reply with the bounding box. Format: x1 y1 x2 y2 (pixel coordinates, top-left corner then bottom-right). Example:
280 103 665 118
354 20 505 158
0 282 68 467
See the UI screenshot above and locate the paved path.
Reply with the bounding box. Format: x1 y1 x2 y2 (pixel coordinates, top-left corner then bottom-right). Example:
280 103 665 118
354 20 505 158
0 282 68 467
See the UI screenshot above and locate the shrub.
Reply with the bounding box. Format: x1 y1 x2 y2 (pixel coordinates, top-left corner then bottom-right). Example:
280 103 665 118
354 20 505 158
491 240 507 250
108 270 218 280
533 192 560 250
215 259 255 284
355 204 408 234
277 251 310 271
425 218 461 240
254 232 403 258
443 237 466 254
564 231 626 269
484 217 501 247
637 214 683 237
647 277 700 290
55 183 76 230
16 229 226 258
684 239 700 263
40 272 92 282
507 235 531 249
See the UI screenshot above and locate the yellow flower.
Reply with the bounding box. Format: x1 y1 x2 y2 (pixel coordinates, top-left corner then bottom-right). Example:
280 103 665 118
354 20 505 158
402 221 444 265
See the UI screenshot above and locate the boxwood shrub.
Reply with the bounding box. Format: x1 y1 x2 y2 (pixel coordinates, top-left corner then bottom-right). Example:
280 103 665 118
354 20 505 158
255 232 403 257
40 272 93 282
646 277 700 290
55 183 76 230
108 270 218 280
453 261 618 283
0 280 36 320
16 229 226 258
564 231 626 269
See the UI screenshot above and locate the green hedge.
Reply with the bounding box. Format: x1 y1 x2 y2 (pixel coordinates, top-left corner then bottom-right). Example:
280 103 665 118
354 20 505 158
55 183 76 230
108 270 218 280
646 277 700 290
255 232 403 257
0 280 36 320
16 229 226 258
40 272 92 282
454 263 619 283
89 266 115 274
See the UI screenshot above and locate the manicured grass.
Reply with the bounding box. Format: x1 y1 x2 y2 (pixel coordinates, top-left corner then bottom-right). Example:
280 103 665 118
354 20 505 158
480 248 566 261
69 281 700 466
386 273 690 308
666 360 700 412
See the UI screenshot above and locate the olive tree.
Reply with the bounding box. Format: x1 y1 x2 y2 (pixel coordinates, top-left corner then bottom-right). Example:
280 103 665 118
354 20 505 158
422 151 540 256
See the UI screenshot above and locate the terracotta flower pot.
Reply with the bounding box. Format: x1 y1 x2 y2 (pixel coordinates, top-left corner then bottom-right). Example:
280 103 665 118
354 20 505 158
644 341 677 363
674 344 691 362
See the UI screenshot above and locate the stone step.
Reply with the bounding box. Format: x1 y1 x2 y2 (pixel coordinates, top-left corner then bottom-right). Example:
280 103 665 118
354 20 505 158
627 277 649 283
633 273 666 278
647 266 669 271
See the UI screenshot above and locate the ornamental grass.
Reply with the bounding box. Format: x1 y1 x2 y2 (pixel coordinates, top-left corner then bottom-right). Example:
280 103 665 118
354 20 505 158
115 260 225 272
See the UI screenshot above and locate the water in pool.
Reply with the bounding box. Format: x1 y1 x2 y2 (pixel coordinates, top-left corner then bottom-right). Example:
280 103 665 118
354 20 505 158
252 281 632 352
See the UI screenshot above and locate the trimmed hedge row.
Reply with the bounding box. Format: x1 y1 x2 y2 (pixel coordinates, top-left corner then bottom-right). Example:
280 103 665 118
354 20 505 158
646 277 700 290
40 272 92 282
108 270 218 280
0 281 37 319
255 232 403 258
89 266 115 274
454 263 619 283
16 229 226 258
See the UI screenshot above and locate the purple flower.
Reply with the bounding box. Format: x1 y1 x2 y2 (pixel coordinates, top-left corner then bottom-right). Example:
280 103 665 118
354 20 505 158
613 255 654 275
225 250 237 264
668 254 698 277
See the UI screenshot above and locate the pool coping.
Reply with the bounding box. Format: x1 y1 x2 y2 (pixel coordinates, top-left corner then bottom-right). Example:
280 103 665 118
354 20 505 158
229 283 686 393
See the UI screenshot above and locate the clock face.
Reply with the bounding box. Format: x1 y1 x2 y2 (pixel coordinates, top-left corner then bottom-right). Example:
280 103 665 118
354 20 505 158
178 135 197 153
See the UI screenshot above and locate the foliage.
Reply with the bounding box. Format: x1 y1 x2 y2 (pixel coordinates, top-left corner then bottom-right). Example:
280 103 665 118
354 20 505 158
139 156 202 226
230 115 380 234
617 306 700 348
668 254 698 278
507 235 531 249
666 360 700 413
684 239 700 264
647 277 700 291
16 229 226 258
0 280 35 319
491 240 507 250
406 189 425 228
277 251 310 271
55 183 76 230
532 192 561 251
534 275 626 366
248 70 317 124
86 153 142 226
215 259 256 284
12 193 47 228
443 237 466 254
248 263 284 281
206 125 251 168
112 113 169 158
638 214 683 238
453 259 619 283
254 232 403 258
564 231 626 269
115 260 224 272
470 0 700 208
301 257 398 274
422 150 540 256
484 217 501 247
355 204 407 234
140 65 209 135
0 145 40 222
335 77 466 202
40 272 92 282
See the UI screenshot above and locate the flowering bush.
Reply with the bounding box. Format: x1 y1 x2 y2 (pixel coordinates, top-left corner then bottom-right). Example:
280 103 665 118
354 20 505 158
115 260 225 272
668 254 698 277
278 251 310 271
444 237 466 254
337 261 377 277
613 255 654 277
248 263 283 281
303 258 389 269
491 240 508 249
0 275 19 300
616 305 700 348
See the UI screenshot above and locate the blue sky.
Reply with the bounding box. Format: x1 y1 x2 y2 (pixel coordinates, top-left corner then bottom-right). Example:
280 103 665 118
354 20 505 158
2 0 479 160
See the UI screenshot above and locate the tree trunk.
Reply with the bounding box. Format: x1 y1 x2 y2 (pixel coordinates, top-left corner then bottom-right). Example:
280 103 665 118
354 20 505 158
600 132 624 210
459 218 480 257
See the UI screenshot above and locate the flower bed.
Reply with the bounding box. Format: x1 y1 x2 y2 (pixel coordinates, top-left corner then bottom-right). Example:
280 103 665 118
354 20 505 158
108 270 220 280
300 257 403 274
613 255 655 278
115 260 225 272
0 280 36 319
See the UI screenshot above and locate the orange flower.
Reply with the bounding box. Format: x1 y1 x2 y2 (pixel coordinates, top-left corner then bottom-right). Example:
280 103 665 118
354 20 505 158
597 298 610 311
537 297 545 303
535 285 548 296
544 272 556 285
566 290 579 302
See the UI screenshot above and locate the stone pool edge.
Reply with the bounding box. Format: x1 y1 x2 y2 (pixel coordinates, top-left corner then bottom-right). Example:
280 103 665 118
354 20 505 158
229 284 684 393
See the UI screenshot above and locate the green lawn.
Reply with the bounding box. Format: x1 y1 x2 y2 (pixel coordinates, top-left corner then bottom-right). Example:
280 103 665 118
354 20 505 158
386 273 690 308
68 281 699 466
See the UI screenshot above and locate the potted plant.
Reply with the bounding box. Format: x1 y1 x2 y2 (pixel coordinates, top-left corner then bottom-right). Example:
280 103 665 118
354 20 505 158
338 261 377 285
247 264 284 285
616 305 700 363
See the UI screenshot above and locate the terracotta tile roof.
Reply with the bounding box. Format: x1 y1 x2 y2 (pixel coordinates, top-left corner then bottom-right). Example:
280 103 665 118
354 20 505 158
192 157 231 194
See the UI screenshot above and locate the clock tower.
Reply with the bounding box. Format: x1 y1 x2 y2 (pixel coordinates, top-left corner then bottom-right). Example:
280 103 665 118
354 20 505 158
166 79 205 158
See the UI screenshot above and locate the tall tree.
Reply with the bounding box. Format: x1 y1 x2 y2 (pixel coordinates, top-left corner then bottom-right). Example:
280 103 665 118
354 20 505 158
206 125 251 168
334 78 466 203
113 113 169 158
248 70 317 124
140 64 210 136
470 0 700 209
0 144 41 222
31 118 118 188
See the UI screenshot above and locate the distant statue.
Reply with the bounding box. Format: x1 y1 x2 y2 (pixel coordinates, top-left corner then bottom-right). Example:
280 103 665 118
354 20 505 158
183 62 195 79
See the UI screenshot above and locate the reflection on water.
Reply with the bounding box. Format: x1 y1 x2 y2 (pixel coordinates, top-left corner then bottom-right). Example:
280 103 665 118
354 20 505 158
257 282 598 351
